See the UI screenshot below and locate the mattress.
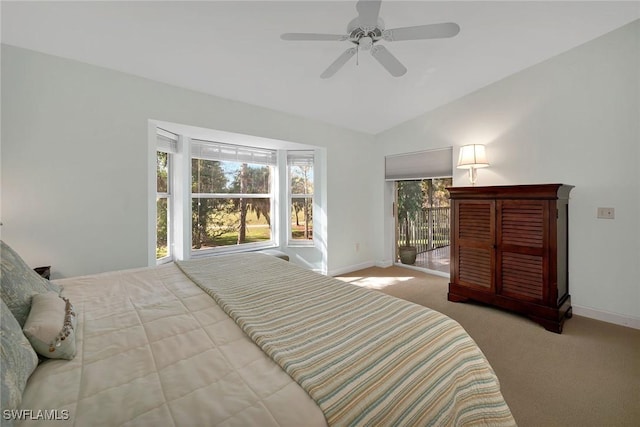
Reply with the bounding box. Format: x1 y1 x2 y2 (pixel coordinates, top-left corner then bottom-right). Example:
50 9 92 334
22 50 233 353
18 253 515 426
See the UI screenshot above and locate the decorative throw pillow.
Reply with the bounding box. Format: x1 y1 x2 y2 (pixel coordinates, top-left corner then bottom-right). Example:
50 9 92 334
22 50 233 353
0 240 61 327
1 299 39 414
23 292 77 360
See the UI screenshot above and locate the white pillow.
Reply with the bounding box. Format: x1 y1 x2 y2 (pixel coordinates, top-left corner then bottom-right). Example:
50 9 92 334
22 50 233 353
23 291 77 360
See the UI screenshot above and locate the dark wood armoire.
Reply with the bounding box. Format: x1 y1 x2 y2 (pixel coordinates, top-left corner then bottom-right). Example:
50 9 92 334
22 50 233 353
447 184 574 333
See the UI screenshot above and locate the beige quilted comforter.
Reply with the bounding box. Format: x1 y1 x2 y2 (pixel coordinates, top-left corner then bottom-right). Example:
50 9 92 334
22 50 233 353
18 254 515 426
19 262 326 426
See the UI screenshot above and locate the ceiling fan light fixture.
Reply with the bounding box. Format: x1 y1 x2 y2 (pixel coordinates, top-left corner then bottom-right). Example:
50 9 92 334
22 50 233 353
359 36 373 50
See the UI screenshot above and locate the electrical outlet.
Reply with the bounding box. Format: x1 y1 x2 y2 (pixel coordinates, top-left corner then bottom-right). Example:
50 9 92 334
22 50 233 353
597 207 615 219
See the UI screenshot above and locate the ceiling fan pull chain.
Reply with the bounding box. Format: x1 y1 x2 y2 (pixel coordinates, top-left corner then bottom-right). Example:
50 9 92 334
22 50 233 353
356 45 360 66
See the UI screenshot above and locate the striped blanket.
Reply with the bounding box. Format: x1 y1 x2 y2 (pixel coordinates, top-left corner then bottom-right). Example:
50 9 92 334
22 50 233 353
177 254 515 426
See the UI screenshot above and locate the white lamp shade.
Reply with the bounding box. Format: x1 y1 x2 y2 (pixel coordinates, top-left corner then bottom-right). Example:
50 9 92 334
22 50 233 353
457 144 489 169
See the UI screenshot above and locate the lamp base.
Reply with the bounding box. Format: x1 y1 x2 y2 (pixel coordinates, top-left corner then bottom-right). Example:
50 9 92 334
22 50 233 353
468 167 477 185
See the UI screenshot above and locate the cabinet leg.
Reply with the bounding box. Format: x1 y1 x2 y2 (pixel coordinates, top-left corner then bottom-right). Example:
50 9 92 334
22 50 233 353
540 321 562 334
546 323 563 334
447 292 470 303
530 316 564 334
565 306 573 319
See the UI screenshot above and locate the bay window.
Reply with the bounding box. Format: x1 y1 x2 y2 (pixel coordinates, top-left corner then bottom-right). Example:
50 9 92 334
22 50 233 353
153 125 318 263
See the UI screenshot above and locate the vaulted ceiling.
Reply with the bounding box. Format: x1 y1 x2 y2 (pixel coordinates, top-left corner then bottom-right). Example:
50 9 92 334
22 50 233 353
3 1 638 134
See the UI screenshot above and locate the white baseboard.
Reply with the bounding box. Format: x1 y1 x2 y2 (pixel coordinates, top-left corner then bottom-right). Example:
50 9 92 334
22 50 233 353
375 260 393 268
572 305 640 330
328 261 375 276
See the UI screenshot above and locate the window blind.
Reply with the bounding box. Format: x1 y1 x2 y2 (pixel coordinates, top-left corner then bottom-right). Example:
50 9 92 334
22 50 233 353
385 147 453 181
192 139 277 165
287 150 315 167
157 128 178 153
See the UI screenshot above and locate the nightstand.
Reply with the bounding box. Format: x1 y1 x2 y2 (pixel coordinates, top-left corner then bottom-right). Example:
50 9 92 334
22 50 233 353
34 266 51 280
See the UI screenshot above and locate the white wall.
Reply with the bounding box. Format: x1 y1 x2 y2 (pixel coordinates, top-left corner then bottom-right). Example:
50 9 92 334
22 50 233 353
374 21 640 327
1 44 376 277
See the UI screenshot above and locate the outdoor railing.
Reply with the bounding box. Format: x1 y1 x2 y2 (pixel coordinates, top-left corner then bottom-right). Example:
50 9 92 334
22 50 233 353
397 206 450 254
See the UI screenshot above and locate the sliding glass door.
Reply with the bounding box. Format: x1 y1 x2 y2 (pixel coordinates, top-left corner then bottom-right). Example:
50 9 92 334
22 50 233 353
385 147 453 274
395 177 452 273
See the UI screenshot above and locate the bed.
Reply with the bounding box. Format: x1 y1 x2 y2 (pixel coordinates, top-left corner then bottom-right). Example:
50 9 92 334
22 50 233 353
1 242 515 426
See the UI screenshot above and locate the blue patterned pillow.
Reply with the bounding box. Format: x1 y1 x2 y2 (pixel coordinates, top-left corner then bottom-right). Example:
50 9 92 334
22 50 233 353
1 240 61 327
1 299 39 415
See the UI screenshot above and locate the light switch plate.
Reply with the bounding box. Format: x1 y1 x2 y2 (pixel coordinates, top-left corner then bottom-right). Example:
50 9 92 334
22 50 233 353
597 207 615 219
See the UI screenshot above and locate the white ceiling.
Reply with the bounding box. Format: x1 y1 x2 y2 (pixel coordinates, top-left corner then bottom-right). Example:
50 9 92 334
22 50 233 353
2 1 639 135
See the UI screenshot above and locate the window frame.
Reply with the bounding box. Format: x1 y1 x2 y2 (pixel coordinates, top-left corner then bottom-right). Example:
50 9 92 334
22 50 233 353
287 150 315 247
155 129 178 264
189 141 277 257
189 159 278 258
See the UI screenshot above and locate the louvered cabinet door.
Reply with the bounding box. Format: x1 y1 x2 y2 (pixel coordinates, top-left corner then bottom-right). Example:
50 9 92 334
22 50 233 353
496 200 550 304
452 200 495 293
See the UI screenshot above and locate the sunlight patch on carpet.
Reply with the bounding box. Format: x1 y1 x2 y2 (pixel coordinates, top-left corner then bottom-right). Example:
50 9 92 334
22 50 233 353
335 276 415 290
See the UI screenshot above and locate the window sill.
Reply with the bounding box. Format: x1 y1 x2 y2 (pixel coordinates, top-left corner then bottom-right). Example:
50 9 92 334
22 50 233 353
287 241 315 248
190 241 277 258
156 256 173 265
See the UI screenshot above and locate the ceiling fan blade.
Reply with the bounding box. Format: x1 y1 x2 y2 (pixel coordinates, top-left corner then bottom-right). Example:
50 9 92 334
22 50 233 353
281 33 347 41
356 0 382 28
320 47 357 79
370 45 407 77
383 22 460 41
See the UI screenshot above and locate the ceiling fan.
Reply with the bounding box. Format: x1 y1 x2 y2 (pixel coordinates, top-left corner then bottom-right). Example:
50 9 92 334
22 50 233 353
280 0 460 78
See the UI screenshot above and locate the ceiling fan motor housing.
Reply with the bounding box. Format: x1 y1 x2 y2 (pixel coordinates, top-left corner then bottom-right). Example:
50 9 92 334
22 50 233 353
347 17 384 48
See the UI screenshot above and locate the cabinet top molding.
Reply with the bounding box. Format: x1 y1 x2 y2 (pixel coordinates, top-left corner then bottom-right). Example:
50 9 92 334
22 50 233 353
447 184 574 200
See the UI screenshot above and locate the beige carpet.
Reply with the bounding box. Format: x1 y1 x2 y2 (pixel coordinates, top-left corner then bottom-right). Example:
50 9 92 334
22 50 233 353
335 266 640 427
